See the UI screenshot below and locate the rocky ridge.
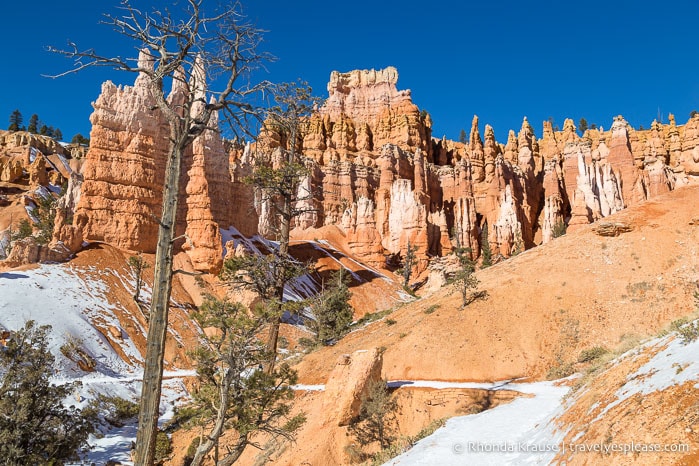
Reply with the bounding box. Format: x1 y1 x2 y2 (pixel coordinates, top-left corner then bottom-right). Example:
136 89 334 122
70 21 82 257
3 66 699 276
257 67 699 271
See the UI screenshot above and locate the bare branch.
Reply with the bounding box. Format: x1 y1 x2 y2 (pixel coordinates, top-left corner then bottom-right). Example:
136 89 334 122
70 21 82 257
173 269 204 277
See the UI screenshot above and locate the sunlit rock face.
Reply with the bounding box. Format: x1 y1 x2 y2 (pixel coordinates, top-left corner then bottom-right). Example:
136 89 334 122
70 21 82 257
74 62 699 271
74 52 233 273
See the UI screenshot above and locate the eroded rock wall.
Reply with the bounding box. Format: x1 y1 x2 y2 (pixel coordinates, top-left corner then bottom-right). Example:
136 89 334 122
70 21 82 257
73 54 236 272
260 69 699 268
70 64 699 273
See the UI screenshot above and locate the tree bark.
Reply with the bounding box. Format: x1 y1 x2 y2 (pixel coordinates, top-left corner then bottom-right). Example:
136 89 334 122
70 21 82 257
189 366 233 466
134 138 183 465
265 192 292 374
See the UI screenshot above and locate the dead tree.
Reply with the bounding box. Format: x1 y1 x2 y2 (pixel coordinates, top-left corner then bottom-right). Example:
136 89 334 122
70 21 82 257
48 1 269 463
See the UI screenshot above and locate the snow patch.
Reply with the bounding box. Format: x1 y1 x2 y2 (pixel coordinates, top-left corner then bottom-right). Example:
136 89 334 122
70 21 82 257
385 381 569 466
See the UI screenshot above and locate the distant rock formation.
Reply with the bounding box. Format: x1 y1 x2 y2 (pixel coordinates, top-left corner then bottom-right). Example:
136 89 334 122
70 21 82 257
0 131 76 185
61 66 699 272
253 69 699 268
301 67 432 162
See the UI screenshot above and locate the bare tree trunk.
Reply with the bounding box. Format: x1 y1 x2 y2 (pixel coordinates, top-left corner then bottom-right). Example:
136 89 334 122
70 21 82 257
134 139 183 465
265 127 295 373
216 435 248 466
265 194 291 374
190 368 231 466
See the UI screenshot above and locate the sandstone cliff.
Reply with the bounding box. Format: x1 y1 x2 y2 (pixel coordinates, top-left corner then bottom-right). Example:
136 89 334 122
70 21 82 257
60 66 699 274
278 70 699 267
264 69 698 271
73 52 238 272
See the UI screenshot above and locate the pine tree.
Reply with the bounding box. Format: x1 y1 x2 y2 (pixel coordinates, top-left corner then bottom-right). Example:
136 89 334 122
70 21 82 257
33 192 57 245
70 133 82 144
11 219 33 241
27 114 39 134
48 2 273 458
458 128 467 143
246 80 320 371
128 254 150 304
182 296 305 466
53 128 63 141
8 109 22 131
309 269 354 344
0 321 97 463
451 225 482 308
349 378 398 450
578 117 588 134
452 246 480 308
400 240 418 290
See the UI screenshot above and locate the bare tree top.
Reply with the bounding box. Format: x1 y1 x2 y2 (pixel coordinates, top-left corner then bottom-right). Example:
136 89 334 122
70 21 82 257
47 0 273 139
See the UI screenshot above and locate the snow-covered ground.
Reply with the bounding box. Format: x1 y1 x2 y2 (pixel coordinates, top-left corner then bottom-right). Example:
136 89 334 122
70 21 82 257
0 263 193 464
0 264 141 376
590 326 699 424
3 261 697 465
385 381 569 466
384 325 699 466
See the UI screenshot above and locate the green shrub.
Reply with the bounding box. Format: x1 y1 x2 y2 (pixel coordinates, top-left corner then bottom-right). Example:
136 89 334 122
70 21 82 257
154 430 172 464
309 269 354 344
11 219 33 241
60 334 97 372
385 319 397 326
411 418 446 442
577 346 609 363
186 436 201 458
552 219 567 238
0 321 97 463
95 394 139 426
278 336 289 349
424 304 440 315
546 359 575 380
33 193 57 245
352 309 393 327
670 319 699 344
349 378 398 450
298 337 317 349
362 418 447 465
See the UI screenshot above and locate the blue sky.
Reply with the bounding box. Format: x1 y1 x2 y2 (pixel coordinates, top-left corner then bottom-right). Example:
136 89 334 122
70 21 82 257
2 0 698 142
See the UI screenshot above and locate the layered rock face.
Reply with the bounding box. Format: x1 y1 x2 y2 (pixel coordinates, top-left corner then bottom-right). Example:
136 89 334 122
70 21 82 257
67 65 699 273
73 55 237 272
0 131 77 184
257 68 699 269
302 66 432 163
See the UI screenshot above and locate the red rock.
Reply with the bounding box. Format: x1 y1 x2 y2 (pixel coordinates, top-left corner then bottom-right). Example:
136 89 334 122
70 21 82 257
74 54 235 273
322 348 383 426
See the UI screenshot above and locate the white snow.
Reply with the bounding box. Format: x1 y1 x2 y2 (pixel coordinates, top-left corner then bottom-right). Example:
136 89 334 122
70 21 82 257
384 381 569 466
589 325 699 423
0 264 140 376
291 384 325 391
384 325 699 466
0 263 195 464
387 378 527 390
220 225 272 257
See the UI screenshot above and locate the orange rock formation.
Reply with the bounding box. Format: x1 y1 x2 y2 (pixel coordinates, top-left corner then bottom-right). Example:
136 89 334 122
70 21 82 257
24 66 698 273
